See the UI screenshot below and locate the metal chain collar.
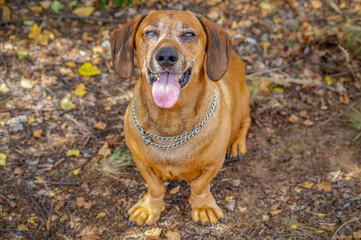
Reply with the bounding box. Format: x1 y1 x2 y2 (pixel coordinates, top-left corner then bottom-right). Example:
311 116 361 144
131 90 218 150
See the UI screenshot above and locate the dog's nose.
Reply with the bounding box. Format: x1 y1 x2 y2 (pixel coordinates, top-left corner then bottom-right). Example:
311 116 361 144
155 48 179 67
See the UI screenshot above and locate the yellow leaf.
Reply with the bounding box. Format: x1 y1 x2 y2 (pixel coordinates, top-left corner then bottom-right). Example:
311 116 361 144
270 209 282 216
18 51 28 59
169 185 180 195
78 62 101 76
33 129 43 138
28 118 35 125
73 168 81 175
18 224 29 231
299 181 313 189
316 213 328 217
28 216 41 224
339 3 348 9
260 81 272 88
259 1 272 10
96 212 106 218
47 95 52 100
272 87 284 93
65 61 77 68
60 214 68 222
0 83 9 93
67 149 80 157
225 196 234 201
0 153 7 166
324 76 335 86
28 23 41 40
74 83 87 97
73 7 95 17
314 229 324 234
35 176 45 182
20 77 34 89
94 121 106 130
29 6 43 13
290 224 297 229
60 94 76 110
311 0 322 9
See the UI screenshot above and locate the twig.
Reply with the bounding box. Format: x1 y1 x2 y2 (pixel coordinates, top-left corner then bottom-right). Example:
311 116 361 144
328 68 361 78
64 114 95 136
35 181 79 186
331 217 360 239
226 97 361 162
0 15 122 25
0 51 7 72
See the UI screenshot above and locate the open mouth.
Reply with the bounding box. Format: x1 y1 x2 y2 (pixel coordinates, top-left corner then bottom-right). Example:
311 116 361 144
147 68 192 108
148 68 192 89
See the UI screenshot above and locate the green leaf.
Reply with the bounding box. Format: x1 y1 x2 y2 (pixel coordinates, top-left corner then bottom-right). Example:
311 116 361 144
18 51 28 59
78 62 101 76
113 0 124 8
99 0 106 11
67 149 80 157
51 0 61 13
96 212 106 218
0 153 7 166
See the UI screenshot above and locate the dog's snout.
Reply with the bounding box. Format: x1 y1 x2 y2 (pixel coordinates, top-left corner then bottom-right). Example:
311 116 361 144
155 48 179 67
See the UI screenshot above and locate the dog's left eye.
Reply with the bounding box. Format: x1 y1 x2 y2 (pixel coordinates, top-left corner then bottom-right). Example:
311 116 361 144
181 32 197 42
144 30 158 39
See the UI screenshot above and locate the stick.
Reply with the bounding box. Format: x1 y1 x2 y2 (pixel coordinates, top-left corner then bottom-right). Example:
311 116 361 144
331 217 360 239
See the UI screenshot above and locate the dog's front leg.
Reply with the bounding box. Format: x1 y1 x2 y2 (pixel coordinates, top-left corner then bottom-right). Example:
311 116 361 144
127 160 166 226
189 163 225 226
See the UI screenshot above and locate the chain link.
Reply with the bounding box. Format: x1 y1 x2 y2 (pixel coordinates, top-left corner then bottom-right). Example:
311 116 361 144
131 90 218 150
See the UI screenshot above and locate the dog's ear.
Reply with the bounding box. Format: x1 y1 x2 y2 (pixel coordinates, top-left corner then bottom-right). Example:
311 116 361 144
111 15 145 79
198 16 232 81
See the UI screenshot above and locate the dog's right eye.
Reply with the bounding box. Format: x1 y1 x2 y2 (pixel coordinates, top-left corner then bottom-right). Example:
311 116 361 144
144 30 158 39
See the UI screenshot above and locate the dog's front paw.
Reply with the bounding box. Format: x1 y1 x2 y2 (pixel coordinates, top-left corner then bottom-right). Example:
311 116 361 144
190 192 224 226
126 193 165 226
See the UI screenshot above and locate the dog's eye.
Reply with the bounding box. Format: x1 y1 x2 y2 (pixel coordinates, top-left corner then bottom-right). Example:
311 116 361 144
144 30 158 39
181 32 197 42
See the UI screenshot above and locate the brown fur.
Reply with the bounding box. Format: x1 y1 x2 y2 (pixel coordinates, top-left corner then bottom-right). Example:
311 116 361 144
111 10 251 226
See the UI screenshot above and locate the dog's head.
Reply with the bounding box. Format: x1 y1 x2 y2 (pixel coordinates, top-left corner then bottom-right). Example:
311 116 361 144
111 10 231 108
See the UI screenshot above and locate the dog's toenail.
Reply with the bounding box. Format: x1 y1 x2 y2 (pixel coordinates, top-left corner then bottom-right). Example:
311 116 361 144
238 153 242 159
212 222 215 227
131 221 137 227
142 223 148 228
125 214 130 220
220 218 225 223
127 221 132 227
197 220 202 226
206 222 211 227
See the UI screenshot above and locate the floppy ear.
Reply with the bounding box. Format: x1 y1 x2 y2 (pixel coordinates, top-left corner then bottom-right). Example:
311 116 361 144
111 16 145 79
198 16 232 81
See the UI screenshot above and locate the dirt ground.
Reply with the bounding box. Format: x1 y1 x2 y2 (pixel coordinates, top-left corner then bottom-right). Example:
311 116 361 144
1 0 361 239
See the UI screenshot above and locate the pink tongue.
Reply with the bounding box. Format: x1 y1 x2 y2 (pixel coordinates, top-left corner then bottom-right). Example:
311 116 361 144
152 72 180 108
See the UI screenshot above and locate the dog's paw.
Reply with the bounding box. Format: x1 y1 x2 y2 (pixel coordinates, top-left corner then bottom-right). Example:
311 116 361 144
127 193 165 226
190 192 224 226
228 140 247 157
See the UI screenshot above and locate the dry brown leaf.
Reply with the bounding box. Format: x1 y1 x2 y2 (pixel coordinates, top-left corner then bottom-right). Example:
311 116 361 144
3 6 11 20
169 185 180 195
82 232 100 240
94 121 107 130
287 0 299 9
311 0 322 9
317 182 332 192
270 209 282 216
303 119 314 126
288 114 300 123
353 230 361 239
98 143 111 157
59 67 76 78
29 6 43 13
14 167 24 175
144 227 162 239
33 129 43 138
320 225 335 231
165 231 181 240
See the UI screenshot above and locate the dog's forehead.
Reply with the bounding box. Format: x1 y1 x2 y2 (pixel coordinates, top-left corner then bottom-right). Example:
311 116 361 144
140 11 203 31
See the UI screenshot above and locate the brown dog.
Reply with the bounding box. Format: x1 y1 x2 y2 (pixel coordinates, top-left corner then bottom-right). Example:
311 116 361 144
111 10 251 227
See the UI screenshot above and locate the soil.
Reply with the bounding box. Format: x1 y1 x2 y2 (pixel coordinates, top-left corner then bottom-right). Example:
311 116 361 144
1 0 361 239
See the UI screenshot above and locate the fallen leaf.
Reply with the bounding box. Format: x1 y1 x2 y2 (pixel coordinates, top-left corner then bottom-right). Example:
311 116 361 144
96 212 106 218
74 83 87 97
60 214 68 222
2 6 11 20
290 224 297 229
33 129 43 138
67 149 80 157
73 7 95 17
0 83 9 93
14 167 23 175
0 153 7 166
354 230 361 239
259 1 272 10
225 196 234 201
287 0 299 9
314 229 324 234
39 1 52 9
29 6 43 13
144 227 162 239
59 67 76 78
169 185 180 195
165 231 181 240
317 182 332 192
78 62 101 76
60 94 76 110
303 119 314 126
288 114 300 123
82 231 101 240
321 225 335 231
18 51 28 59
76 197 93 209
35 176 45 182
299 181 313 189
28 118 35 125
316 213 328 217
51 0 61 13
65 61 77 68
238 206 247 212
73 168 81 175
270 209 282 216
311 0 322 9
207 11 219 20
20 77 34 89
18 224 29 231
94 121 106 130
98 143 111 157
